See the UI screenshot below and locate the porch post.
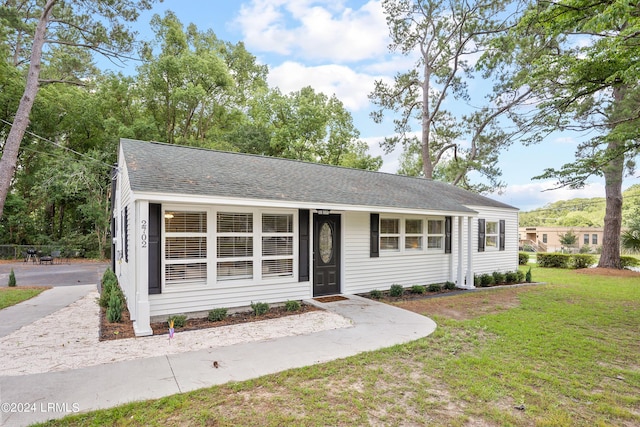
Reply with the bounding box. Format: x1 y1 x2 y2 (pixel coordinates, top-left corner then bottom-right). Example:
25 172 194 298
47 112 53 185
457 216 464 287
466 216 475 289
133 200 153 336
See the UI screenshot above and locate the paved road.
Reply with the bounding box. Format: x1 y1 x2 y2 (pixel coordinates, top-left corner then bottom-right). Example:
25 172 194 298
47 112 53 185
0 261 109 288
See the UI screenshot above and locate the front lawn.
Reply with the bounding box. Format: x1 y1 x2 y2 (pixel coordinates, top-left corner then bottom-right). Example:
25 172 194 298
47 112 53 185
0 287 46 310
37 267 640 426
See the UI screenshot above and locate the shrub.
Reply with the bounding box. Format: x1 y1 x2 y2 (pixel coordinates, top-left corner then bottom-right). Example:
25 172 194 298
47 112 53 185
620 256 640 269
474 275 481 287
208 308 228 322
505 271 519 283
492 271 506 284
410 285 426 294
479 274 493 287
8 269 16 287
106 291 122 323
537 253 571 268
102 268 117 286
427 283 442 292
518 252 530 265
389 284 404 297
525 267 532 283
516 270 525 283
251 301 270 316
284 300 301 312
572 254 596 269
168 314 187 328
443 281 456 290
369 289 383 299
99 275 118 308
579 244 592 254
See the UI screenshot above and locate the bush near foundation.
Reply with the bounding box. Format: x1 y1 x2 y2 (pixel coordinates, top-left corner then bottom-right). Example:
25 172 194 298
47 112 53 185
285 300 301 312
389 284 404 297
208 308 228 322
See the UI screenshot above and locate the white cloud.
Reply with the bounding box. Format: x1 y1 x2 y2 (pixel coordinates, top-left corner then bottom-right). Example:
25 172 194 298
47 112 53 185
268 61 381 110
492 181 606 211
235 0 389 63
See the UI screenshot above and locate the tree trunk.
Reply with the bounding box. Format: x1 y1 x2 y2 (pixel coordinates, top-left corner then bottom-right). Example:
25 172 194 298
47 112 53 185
0 0 57 219
597 139 624 269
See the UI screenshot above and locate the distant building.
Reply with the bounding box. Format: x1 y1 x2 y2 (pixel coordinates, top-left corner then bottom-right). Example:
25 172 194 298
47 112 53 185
519 226 605 253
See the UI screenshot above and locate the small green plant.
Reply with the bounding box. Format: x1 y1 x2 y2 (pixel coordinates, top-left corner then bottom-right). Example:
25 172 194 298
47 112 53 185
474 275 481 287
505 271 519 283
251 301 270 316
480 274 494 287
168 314 187 328
100 276 118 308
518 252 530 265
369 289 383 299
208 308 228 322
8 269 16 287
525 267 532 283
516 270 525 283
427 283 442 292
537 253 571 268
621 256 640 269
443 281 456 290
106 291 122 323
284 300 301 312
572 254 596 269
410 285 426 294
492 271 506 284
389 284 404 297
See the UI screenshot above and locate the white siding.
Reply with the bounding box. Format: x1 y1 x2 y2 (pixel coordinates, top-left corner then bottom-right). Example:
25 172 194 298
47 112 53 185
342 212 453 294
469 206 519 275
114 153 136 319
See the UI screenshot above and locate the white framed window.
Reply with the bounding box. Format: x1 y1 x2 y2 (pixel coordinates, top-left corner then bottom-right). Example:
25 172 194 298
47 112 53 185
427 219 444 249
405 219 423 250
486 221 499 249
216 212 254 281
262 213 294 278
380 218 400 251
164 210 207 286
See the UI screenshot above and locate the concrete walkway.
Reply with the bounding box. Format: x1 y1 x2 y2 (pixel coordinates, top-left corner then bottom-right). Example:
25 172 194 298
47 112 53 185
0 291 436 427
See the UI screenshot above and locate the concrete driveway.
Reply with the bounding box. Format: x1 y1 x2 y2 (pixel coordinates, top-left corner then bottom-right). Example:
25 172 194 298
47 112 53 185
0 261 109 288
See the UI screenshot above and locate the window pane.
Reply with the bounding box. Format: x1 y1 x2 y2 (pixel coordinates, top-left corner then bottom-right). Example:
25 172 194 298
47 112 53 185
217 261 253 280
166 237 206 259
263 214 293 233
584 234 589 244
405 236 423 249
262 259 293 277
262 236 293 256
428 236 443 249
486 236 498 248
380 218 399 234
165 263 207 283
217 212 252 233
428 220 443 234
405 219 422 234
165 211 206 233
381 236 399 250
592 234 598 244
217 237 253 257
486 221 498 234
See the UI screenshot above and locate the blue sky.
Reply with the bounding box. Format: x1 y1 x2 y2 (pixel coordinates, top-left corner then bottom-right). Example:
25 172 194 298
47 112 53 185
102 0 637 211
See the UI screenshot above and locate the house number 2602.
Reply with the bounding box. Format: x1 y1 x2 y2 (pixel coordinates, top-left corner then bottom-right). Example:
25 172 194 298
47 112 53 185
141 220 148 248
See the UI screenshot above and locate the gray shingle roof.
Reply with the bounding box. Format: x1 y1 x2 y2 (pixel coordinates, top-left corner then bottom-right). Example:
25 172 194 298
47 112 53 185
120 138 518 213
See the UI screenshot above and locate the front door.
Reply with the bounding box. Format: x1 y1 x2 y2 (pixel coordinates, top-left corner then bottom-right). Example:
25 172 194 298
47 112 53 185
313 213 341 296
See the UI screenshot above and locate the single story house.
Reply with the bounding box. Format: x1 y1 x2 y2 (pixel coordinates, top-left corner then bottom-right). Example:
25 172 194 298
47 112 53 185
112 139 519 336
519 226 605 253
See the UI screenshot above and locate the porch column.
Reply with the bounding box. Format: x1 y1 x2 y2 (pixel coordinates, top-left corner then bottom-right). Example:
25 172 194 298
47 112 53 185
466 216 475 289
456 216 464 287
133 200 153 336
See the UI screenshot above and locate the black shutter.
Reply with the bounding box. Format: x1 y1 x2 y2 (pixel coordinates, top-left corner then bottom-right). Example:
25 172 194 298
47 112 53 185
124 206 129 262
110 166 117 271
478 219 485 252
148 203 162 294
370 213 380 258
299 209 310 282
499 219 506 251
445 216 452 254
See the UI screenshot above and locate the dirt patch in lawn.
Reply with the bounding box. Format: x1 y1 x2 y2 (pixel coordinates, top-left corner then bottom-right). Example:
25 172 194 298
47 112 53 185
575 267 640 277
100 303 320 341
392 287 531 321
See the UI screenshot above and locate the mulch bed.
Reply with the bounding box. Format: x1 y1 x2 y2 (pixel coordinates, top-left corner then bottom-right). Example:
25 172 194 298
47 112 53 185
100 303 320 341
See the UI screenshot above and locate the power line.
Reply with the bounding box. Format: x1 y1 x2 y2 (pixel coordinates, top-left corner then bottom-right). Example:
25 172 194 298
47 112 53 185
0 118 115 170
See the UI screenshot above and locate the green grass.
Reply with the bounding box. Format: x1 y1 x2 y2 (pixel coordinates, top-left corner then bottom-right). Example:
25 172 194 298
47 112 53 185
0 287 46 310
36 267 640 426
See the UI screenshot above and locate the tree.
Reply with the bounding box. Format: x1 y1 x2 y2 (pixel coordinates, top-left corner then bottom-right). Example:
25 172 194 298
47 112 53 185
558 229 578 253
505 0 640 268
369 0 529 192
0 0 157 219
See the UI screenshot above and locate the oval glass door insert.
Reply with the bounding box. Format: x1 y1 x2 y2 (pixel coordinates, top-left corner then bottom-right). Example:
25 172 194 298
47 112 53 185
319 222 333 263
